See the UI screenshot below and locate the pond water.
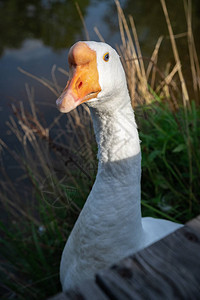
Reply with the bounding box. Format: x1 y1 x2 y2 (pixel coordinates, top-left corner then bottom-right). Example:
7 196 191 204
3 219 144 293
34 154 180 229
0 0 200 175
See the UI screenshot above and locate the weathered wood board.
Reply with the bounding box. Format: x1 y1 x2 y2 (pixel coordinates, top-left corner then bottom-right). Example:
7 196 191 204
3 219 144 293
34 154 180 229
49 215 200 300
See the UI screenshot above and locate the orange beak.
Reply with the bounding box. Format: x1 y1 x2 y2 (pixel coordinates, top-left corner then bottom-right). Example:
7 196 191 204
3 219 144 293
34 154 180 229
56 42 101 113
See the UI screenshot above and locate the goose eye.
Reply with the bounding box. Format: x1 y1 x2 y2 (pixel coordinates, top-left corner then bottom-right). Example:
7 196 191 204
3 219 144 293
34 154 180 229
103 52 109 62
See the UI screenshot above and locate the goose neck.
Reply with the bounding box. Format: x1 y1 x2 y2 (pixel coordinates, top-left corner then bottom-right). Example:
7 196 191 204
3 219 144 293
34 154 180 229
89 99 141 165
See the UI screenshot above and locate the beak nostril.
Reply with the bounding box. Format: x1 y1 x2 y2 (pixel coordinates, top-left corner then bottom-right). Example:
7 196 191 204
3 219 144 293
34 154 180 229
78 81 83 89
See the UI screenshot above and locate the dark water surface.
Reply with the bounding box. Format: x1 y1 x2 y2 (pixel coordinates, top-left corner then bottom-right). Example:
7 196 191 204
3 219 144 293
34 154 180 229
0 0 200 175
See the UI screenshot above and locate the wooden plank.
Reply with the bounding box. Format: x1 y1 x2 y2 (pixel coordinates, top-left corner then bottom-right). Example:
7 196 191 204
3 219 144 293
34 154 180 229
49 280 109 300
48 292 68 300
96 270 142 299
96 224 200 299
48 215 200 299
187 214 200 232
64 280 109 300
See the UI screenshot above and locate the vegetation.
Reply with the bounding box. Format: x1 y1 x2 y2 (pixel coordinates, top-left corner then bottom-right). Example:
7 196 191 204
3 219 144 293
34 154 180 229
114 0 200 222
0 0 200 298
139 101 200 222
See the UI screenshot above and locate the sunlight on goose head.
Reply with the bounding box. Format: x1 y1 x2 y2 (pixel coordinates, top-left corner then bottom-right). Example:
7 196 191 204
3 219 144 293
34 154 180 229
56 41 127 113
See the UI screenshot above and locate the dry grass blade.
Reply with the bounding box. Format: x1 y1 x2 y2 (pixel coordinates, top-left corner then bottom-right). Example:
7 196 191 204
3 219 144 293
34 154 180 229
75 2 89 41
115 0 126 49
12 100 92 180
0 189 41 226
51 64 62 94
184 0 200 103
18 67 59 97
58 67 69 77
160 0 190 109
129 15 146 78
6 114 23 143
94 26 105 42
0 138 7 150
184 0 197 97
115 0 140 76
25 84 37 120
115 0 155 106
146 36 163 87
156 62 180 99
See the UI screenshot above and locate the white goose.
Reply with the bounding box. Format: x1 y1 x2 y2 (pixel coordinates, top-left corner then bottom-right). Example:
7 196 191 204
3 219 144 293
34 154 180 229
56 41 182 291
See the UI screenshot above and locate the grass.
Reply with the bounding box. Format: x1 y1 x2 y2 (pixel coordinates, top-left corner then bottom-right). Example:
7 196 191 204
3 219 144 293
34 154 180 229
0 0 200 298
138 101 200 222
0 83 96 299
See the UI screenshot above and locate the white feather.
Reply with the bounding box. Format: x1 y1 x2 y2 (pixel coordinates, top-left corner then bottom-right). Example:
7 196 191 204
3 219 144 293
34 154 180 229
60 41 182 291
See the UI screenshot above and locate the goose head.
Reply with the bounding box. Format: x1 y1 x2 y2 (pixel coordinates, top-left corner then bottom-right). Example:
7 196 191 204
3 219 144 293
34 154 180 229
56 41 127 113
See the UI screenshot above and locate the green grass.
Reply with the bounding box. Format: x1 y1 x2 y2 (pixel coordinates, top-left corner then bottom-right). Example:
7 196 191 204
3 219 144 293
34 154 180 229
0 167 90 299
137 101 200 222
0 101 96 298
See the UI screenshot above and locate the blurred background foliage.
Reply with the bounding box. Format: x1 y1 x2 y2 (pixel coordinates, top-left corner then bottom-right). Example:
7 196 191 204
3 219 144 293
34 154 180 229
0 0 89 56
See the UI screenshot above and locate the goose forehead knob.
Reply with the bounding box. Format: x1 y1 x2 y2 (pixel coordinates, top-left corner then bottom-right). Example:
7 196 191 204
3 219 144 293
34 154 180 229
68 42 96 66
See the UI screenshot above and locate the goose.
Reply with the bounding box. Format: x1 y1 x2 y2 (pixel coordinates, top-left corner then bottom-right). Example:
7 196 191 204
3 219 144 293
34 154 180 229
56 41 182 291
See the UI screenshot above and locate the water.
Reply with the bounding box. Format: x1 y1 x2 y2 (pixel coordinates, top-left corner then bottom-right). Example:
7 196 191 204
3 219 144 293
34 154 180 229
0 0 200 175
